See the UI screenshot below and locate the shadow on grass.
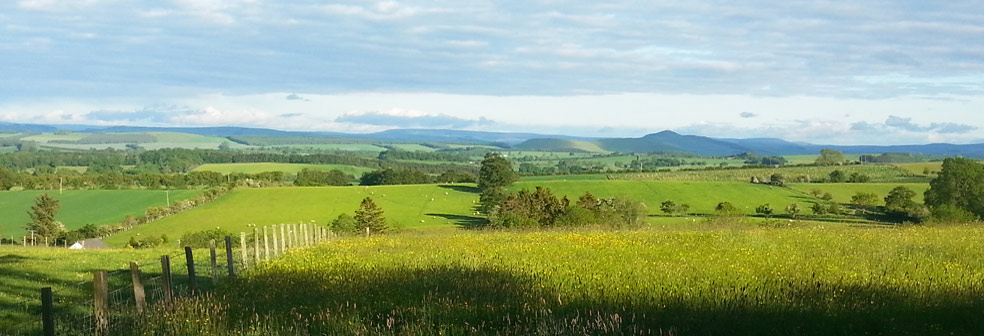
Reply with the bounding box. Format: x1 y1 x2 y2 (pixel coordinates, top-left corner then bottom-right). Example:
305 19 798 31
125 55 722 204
437 184 480 194
426 213 486 229
197 263 984 335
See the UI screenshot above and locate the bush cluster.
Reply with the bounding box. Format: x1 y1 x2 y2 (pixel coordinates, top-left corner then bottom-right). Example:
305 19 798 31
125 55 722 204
486 188 646 229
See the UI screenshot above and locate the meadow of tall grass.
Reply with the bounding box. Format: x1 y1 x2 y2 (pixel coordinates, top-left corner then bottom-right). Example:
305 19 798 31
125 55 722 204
124 222 984 335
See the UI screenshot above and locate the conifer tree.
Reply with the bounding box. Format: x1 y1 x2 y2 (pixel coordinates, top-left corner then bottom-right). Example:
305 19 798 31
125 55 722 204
354 197 387 234
26 193 65 239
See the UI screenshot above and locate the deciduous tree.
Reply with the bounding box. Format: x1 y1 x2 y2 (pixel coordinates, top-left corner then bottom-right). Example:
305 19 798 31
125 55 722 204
924 157 984 220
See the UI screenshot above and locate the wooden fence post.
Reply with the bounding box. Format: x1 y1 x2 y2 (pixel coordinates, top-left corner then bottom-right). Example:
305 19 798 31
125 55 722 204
272 227 279 257
279 224 286 253
41 287 55 336
130 261 146 314
160 255 173 302
225 236 235 277
93 271 109 335
185 247 197 295
209 240 218 283
239 232 248 268
263 226 270 261
253 228 260 264
286 224 293 250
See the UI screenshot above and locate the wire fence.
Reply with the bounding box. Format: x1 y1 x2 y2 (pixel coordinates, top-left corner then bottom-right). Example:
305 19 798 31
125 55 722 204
1 224 334 336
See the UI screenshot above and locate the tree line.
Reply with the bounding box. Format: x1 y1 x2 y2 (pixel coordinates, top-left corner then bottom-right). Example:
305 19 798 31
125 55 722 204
0 148 479 175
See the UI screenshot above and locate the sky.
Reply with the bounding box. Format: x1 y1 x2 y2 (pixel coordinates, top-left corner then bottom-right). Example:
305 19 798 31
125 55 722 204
1 0 983 145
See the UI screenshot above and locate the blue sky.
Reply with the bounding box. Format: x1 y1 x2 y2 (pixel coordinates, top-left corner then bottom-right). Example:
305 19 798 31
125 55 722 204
1 1 982 144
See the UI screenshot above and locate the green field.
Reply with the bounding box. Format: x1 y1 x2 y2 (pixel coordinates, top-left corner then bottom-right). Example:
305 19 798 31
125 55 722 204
19 133 87 142
0 245 215 331
896 162 944 175
191 163 374 176
275 144 388 151
0 190 202 237
616 164 925 183
788 183 930 205
23 132 247 150
122 224 984 335
386 144 437 152
782 154 865 164
513 180 813 215
104 184 482 246
105 180 831 247
519 174 611 182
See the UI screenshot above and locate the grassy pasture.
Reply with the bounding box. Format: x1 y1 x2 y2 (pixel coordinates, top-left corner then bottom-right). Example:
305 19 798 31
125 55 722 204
896 162 944 175
519 174 611 182
106 180 824 247
513 180 812 215
385 144 437 152
191 163 373 176
788 183 930 205
0 246 216 331
132 225 984 335
782 154 865 164
103 184 482 247
615 164 925 183
274 144 388 151
19 133 88 142
0 190 202 237
25 132 247 150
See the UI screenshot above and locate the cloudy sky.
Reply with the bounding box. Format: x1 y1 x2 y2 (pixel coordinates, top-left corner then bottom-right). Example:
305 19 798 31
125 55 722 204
1 1 982 144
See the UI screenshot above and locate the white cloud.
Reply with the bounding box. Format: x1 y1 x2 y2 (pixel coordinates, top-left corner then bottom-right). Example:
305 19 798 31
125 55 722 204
17 0 109 11
169 106 274 126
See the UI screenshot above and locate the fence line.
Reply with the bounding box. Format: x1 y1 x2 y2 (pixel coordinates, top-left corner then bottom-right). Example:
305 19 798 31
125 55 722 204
0 224 335 336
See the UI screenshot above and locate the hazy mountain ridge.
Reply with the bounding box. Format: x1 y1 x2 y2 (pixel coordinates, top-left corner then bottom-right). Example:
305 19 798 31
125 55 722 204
1 122 983 157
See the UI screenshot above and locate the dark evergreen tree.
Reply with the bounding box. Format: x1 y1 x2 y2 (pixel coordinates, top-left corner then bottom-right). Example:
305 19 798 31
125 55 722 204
26 193 65 239
354 197 387 234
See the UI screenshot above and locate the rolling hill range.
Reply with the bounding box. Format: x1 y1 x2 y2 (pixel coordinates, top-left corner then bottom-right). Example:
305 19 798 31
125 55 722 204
510 138 608 153
3 121 984 157
518 131 984 157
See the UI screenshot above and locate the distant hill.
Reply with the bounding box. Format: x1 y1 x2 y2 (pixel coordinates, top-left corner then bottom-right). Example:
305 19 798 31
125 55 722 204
0 122 57 133
81 126 309 137
76 126 582 145
596 131 749 156
512 138 608 153
3 122 984 157
356 129 590 145
516 130 984 157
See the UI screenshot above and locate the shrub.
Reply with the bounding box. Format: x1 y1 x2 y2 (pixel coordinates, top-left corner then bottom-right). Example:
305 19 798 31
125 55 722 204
929 204 979 223
554 206 598 227
786 203 801 218
179 228 234 248
715 202 740 216
127 234 169 248
755 204 774 218
811 202 828 215
596 197 647 228
330 213 357 235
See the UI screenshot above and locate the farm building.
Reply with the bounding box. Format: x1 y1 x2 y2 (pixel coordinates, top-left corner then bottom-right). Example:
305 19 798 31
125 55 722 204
68 238 109 250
